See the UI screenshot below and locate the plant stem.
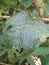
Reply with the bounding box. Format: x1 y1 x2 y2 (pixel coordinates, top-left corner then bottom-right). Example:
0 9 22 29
0 62 11 65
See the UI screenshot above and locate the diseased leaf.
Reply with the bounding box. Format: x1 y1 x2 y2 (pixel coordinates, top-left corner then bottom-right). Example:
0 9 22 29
4 11 49 51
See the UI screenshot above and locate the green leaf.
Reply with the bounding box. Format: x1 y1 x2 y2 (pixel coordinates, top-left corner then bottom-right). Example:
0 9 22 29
0 35 7 56
27 56 35 65
3 0 17 7
0 49 7 57
19 0 33 7
37 0 45 8
46 0 49 4
8 48 17 64
32 9 39 18
32 47 49 55
47 62 49 65
45 4 49 17
40 55 49 65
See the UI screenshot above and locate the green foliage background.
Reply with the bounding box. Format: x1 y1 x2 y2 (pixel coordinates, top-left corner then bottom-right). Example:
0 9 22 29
0 0 49 65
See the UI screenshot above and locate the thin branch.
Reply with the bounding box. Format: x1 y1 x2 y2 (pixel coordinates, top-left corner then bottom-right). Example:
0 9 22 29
0 15 10 19
33 0 49 23
40 18 49 22
0 62 10 65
